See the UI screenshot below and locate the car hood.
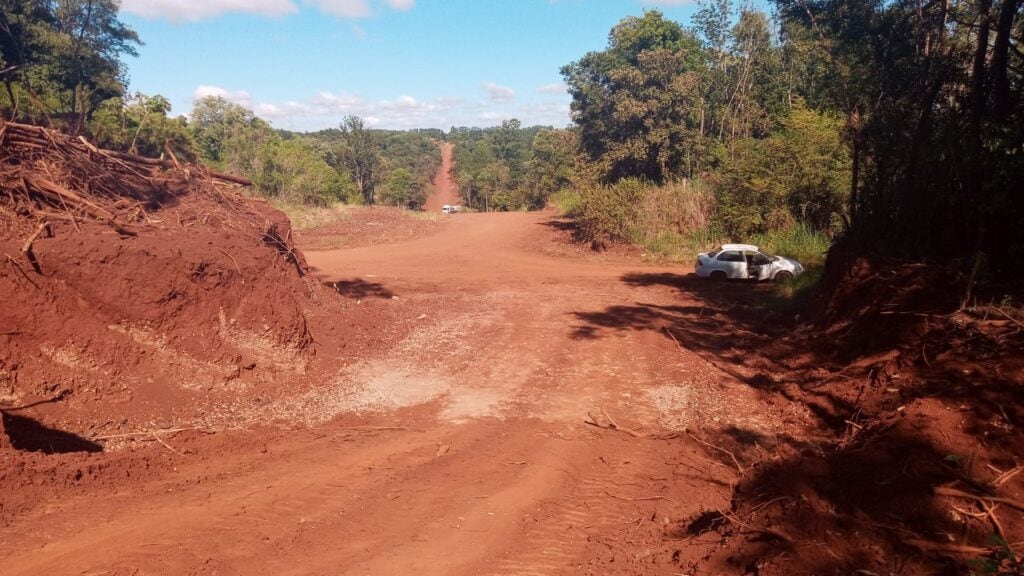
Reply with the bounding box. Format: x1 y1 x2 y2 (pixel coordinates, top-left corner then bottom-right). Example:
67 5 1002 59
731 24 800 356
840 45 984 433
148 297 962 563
774 257 803 271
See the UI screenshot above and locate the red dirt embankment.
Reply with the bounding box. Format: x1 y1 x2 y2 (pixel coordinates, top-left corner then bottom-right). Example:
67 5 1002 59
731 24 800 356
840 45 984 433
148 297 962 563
0 120 350 442
674 252 1024 575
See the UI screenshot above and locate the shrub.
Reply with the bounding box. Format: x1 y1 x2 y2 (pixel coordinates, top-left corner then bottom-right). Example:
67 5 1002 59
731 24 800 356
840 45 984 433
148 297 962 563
549 188 583 217
751 222 831 266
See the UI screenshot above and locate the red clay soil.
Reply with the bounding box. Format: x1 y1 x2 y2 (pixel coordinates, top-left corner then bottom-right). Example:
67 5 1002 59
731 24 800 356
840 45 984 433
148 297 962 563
294 205 446 251
1 122 1022 575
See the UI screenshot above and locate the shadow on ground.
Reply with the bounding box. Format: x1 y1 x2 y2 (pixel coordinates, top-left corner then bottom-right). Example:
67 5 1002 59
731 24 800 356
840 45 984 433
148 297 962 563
1 412 103 454
571 267 1024 575
328 278 395 299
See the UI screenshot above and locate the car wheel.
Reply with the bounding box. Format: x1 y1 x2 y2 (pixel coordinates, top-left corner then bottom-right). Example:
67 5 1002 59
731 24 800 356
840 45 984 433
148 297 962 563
710 270 727 281
774 271 793 282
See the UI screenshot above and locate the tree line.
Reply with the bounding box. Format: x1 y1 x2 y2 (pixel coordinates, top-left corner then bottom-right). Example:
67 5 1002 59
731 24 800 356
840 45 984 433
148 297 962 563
450 120 574 212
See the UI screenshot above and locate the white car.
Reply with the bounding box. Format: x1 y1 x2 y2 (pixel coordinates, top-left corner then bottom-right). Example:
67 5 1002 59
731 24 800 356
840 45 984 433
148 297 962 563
695 243 804 281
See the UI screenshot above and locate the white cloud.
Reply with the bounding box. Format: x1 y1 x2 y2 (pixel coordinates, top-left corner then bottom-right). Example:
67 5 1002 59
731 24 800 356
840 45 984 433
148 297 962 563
350 23 369 39
535 83 567 95
481 81 516 101
302 0 412 18
383 0 415 10
193 85 252 107
121 0 297 21
305 0 372 18
186 86 569 131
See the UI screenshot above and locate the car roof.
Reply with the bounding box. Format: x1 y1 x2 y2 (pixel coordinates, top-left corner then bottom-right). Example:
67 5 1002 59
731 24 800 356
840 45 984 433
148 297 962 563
720 243 760 252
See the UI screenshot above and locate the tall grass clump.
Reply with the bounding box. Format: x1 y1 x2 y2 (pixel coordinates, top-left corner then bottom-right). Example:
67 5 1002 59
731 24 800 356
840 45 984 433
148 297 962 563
751 222 832 266
549 188 583 217
575 178 715 253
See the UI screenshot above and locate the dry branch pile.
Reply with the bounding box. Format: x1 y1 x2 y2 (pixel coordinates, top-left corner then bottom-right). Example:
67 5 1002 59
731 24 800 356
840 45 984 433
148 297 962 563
0 120 327 434
0 119 255 239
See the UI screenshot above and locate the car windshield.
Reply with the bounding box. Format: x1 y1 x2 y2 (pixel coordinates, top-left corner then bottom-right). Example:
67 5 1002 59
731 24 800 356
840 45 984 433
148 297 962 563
706 250 720 258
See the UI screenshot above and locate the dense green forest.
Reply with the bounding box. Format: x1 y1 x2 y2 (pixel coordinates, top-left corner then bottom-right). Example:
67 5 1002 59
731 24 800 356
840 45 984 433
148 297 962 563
3 0 1022 278
450 121 574 212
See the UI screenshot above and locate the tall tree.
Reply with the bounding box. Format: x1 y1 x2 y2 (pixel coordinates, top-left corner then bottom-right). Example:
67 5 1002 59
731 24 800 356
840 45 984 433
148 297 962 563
0 0 140 129
338 115 384 205
561 10 708 182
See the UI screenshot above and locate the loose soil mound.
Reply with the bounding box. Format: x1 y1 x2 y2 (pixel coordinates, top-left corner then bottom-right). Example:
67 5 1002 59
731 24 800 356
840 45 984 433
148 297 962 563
676 255 1024 575
0 120 334 440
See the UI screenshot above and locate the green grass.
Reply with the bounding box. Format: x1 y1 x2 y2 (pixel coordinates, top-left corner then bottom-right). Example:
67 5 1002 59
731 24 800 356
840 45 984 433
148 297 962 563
751 222 832 266
549 188 582 217
758 265 824 315
640 224 726 262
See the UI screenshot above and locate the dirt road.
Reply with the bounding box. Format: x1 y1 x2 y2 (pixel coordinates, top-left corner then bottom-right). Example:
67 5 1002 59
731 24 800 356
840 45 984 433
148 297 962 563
422 142 460 213
0 210 791 575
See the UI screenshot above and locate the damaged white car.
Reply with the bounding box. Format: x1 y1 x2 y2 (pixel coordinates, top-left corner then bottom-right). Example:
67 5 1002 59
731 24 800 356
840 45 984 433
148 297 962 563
694 243 804 281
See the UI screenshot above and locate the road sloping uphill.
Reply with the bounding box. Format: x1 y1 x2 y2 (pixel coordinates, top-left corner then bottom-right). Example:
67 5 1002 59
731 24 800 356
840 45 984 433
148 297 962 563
1 145 797 575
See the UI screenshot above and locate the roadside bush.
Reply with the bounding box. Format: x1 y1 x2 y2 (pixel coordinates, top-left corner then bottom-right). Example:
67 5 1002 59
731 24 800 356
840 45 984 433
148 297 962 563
637 180 715 241
576 177 716 252
549 188 582 217
752 222 831 266
576 177 647 247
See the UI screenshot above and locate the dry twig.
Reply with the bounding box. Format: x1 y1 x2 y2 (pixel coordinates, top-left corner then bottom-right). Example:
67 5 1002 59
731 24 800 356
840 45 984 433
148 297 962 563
604 491 675 504
152 434 185 456
935 485 1024 512
717 509 791 543
687 431 744 473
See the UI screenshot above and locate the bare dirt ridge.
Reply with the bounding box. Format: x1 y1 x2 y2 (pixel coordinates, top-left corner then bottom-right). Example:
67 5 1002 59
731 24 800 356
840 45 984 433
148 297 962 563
1 126 1022 575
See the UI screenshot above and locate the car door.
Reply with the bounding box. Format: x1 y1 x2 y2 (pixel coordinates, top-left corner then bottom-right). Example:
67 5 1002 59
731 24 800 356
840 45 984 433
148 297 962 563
717 250 748 278
750 252 772 280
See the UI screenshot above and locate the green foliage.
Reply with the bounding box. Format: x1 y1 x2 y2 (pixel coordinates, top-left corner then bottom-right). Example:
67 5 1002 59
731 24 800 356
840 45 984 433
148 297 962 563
969 536 1023 575
549 188 583 217
262 139 352 205
191 96 275 169
0 0 140 131
575 178 716 249
712 103 850 238
772 0 1024 273
450 122 564 211
380 167 415 207
757 265 823 314
305 126 440 208
525 128 576 208
377 131 441 208
336 115 384 205
190 96 356 205
562 10 705 182
751 222 831 267
577 177 648 245
88 93 195 160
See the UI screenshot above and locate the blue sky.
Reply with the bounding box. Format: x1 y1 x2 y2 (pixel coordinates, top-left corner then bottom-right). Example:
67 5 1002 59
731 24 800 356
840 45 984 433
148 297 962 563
119 0 701 132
